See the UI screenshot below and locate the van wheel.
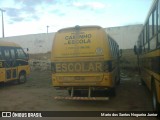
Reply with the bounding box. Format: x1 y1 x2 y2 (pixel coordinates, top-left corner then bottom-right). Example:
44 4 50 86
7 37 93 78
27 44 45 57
68 90 71 96
68 90 81 96
116 76 120 85
111 87 116 97
116 70 121 85
18 73 26 84
152 81 160 113
108 87 116 97
140 78 145 85
74 90 82 96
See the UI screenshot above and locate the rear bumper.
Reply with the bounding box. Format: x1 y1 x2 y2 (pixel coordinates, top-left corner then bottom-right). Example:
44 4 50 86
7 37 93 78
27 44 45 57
54 86 111 91
52 73 114 88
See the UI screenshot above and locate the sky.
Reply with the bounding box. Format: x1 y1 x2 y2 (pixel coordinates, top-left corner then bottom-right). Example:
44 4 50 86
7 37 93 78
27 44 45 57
0 0 153 37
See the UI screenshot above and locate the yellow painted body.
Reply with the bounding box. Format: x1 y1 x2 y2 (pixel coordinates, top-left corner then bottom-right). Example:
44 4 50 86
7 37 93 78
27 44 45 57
51 26 120 90
136 0 160 111
0 41 30 83
140 49 160 105
0 68 5 82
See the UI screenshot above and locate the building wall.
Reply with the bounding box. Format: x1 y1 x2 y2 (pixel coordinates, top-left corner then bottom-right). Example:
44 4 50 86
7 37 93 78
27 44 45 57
0 24 143 53
0 33 55 53
105 24 143 49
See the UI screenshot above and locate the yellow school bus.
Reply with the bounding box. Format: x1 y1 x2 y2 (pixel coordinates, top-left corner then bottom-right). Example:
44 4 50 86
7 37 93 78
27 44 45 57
51 25 121 100
134 0 160 113
0 41 30 84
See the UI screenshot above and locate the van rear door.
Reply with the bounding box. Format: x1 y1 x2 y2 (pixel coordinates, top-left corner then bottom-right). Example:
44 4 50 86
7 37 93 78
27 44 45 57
52 26 104 58
52 26 106 84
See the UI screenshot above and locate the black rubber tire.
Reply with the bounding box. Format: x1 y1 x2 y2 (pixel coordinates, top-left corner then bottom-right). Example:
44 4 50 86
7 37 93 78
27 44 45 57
109 87 116 97
74 90 82 96
68 90 71 96
116 77 120 85
68 90 82 96
116 70 121 85
18 73 26 84
140 78 145 86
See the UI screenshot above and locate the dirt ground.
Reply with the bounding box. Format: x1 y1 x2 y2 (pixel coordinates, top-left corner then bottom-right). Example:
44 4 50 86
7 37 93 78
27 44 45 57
0 69 158 120
0 49 158 120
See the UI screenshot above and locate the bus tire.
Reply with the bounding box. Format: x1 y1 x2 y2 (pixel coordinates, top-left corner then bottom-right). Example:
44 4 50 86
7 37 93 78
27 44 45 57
18 73 26 84
152 81 160 113
116 70 121 85
74 90 82 96
68 90 81 96
141 78 145 86
109 87 116 97
116 77 120 85
68 90 71 96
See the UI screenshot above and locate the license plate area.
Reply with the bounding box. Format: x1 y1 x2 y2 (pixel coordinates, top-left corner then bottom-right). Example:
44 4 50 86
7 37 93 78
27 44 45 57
62 76 85 81
75 76 85 80
57 74 103 82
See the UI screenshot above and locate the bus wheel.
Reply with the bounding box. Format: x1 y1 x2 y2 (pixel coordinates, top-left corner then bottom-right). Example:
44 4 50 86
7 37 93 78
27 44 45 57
152 81 160 113
74 90 82 96
68 90 81 96
116 77 120 85
140 78 145 85
18 73 26 84
68 90 71 96
109 87 116 97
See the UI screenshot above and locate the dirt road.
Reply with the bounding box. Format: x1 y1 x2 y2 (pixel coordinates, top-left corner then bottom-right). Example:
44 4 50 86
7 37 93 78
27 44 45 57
0 70 158 120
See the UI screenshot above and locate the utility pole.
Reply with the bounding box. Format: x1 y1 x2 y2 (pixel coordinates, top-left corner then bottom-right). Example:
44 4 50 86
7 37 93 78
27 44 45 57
47 25 49 34
0 8 5 38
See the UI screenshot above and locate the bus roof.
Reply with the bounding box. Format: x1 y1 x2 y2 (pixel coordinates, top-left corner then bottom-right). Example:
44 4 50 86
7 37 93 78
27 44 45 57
144 0 158 25
139 0 158 34
0 41 21 47
57 25 102 32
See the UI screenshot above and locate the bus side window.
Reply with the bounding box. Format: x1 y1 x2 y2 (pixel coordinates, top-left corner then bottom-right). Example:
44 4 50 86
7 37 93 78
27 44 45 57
3 48 11 60
16 48 27 59
10 48 16 60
